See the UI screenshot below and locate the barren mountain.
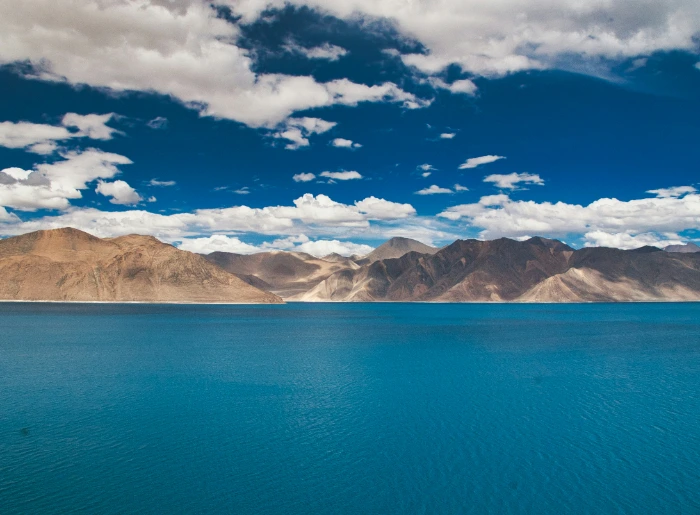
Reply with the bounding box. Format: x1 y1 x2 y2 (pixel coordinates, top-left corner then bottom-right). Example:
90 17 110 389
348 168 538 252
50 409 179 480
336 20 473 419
665 242 700 253
0 228 282 303
292 237 700 302
204 250 359 298
358 237 438 264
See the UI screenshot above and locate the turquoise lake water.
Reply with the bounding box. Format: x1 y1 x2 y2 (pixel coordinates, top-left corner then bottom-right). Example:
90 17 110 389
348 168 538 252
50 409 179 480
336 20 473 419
1 302 699 514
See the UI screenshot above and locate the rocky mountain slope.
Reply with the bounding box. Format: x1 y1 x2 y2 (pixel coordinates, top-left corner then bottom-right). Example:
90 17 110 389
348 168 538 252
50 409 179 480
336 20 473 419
203 250 359 298
291 237 700 302
0 228 282 303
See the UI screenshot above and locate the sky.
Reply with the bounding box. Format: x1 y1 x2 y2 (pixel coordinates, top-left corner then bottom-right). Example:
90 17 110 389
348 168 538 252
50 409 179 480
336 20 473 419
0 0 699 256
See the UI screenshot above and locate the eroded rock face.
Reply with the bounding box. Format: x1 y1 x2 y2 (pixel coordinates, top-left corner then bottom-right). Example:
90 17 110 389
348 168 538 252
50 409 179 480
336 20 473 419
0 228 282 304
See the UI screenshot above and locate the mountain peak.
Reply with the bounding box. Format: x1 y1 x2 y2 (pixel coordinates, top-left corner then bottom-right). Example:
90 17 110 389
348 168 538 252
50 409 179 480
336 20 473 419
364 237 438 263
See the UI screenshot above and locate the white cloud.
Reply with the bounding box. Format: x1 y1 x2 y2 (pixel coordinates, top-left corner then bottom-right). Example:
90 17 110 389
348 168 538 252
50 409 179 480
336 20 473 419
231 0 700 78
176 233 372 258
95 180 143 205
177 234 261 254
646 186 696 198
293 173 316 182
439 133 455 139
295 239 373 257
355 196 416 220
0 193 418 243
149 179 176 187
416 185 453 195
438 190 700 246
0 113 118 154
0 206 19 222
583 230 684 250
484 173 544 190
0 122 70 154
331 138 362 149
27 142 59 155
695 62 700 70
0 149 133 211
273 117 336 150
147 196 157 202
454 184 468 191
459 155 505 169
421 172 432 178
320 171 363 180
61 113 118 140
0 1 427 128
428 77 478 95
285 42 349 61
418 164 435 171
233 187 250 195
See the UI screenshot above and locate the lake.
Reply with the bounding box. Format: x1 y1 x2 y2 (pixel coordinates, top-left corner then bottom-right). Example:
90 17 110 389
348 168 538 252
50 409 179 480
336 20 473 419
1 302 699 514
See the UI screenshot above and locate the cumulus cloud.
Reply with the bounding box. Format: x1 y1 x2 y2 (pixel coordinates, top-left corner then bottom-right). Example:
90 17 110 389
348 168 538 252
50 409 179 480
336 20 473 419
416 185 453 195
483 173 544 190
458 155 505 169
418 164 436 172
293 173 316 182
438 190 700 247
0 1 427 128
95 180 143 205
454 184 468 191
583 231 684 250
285 42 349 61
177 234 261 254
320 171 363 180
0 113 117 154
230 0 700 78
273 117 337 149
0 149 133 211
0 193 418 243
331 138 362 149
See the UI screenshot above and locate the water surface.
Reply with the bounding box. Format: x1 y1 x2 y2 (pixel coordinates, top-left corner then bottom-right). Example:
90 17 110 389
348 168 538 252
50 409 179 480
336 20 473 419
1 303 699 514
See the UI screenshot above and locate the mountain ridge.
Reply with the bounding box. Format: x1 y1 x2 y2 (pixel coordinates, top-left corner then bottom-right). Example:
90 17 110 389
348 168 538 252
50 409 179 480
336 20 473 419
0 228 282 303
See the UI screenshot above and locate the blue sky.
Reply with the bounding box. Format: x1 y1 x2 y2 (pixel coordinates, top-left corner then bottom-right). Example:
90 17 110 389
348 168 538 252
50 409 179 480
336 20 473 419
0 1 699 255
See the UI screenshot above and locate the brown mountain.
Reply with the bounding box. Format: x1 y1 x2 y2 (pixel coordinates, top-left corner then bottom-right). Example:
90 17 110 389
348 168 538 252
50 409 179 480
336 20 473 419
203 250 359 298
292 237 700 302
358 237 438 264
665 242 700 253
0 228 282 303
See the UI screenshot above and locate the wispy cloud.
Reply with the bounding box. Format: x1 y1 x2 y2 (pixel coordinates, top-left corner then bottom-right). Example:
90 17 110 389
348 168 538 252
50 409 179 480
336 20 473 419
483 173 543 189
459 155 505 169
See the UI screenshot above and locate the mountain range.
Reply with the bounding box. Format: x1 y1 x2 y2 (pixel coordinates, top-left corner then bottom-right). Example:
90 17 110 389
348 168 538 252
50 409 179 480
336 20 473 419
1 228 699 303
